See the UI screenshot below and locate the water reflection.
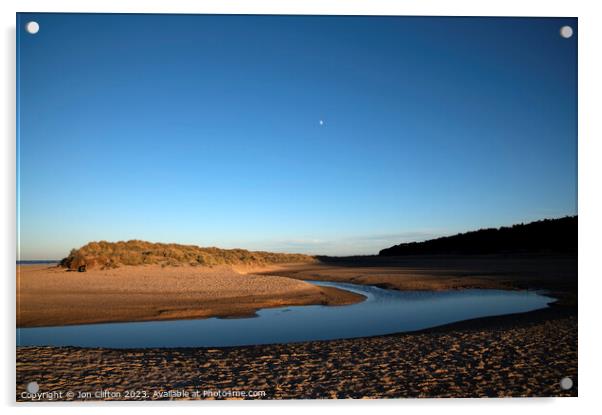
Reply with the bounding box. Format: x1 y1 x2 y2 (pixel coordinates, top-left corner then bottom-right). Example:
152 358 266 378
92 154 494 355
17 281 554 348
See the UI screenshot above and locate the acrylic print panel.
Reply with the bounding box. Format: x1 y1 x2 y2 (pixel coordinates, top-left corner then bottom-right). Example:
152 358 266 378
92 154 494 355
16 13 577 401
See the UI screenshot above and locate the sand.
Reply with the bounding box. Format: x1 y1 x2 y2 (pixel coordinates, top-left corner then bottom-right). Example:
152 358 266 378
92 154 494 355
16 312 577 400
259 254 578 304
15 254 577 400
16 264 364 328
17 254 577 328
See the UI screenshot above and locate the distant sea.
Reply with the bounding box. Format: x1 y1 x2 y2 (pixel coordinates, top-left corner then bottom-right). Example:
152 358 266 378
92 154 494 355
17 260 59 265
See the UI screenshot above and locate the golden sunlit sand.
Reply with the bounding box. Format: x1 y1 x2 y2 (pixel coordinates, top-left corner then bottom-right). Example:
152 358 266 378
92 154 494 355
16 252 577 400
16 264 364 328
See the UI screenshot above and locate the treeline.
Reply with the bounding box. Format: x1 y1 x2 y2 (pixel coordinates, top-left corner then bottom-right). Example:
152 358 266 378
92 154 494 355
379 216 577 256
60 240 315 270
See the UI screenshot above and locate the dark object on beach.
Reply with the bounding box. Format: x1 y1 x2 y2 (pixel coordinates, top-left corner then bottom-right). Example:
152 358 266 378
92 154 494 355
77 265 86 272
379 216 577 256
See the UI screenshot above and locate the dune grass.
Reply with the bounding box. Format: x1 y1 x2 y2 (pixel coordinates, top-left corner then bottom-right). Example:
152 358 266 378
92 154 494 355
59 240 315 270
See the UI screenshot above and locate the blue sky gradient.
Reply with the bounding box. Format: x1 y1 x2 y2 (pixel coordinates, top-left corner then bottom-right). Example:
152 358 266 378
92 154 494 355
17 14 577 259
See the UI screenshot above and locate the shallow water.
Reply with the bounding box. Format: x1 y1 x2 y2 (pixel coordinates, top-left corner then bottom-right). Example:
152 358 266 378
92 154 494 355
17 281 554 348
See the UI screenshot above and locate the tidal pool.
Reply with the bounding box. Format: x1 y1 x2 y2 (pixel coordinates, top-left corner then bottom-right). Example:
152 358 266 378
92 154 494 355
17 280 554 348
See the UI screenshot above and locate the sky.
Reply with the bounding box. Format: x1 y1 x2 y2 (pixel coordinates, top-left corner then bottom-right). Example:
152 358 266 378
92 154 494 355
17 14 577 259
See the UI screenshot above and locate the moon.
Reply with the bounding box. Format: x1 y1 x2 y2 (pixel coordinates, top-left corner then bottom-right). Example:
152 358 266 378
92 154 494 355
319 120 324 126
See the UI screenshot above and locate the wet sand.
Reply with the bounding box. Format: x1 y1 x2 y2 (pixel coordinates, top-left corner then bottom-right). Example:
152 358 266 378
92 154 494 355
17 264 364 328
260 254 578 305
16 254 577 399
18 254 576 328
16 311 577 400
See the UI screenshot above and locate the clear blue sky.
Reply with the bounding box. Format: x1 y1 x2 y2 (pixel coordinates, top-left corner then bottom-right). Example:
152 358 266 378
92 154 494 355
17 14 577 259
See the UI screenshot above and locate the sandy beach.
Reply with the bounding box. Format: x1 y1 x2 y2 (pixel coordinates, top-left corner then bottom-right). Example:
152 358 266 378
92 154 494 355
260 254 578 305
16 311 577 400
17 264 364 328
16 253 577 400
15 10 579 403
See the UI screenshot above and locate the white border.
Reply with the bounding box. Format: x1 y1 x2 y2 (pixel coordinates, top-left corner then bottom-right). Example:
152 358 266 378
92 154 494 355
3 1 601 414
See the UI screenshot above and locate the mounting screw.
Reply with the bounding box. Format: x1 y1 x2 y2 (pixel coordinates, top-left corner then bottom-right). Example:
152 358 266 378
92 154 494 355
560 377 573 390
